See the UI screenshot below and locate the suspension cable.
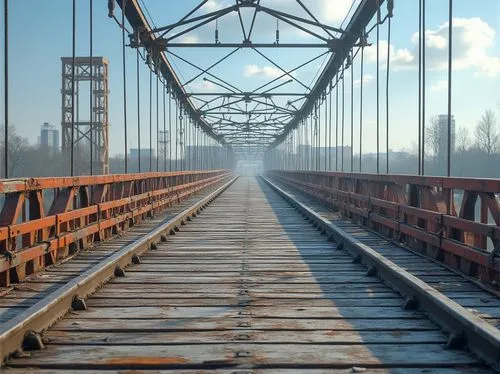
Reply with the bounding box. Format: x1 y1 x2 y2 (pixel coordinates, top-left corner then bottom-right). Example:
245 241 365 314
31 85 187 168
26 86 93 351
180 109 185 171
328 84 332 171
303 119 306 170
201 130 204 170
376 4 380 174
324 92 328 171
163 82 167 171
156 73 159 171
194 124 197 170
122 0 128 173
421 0 425 175
350 49 354 172
149 68 152 171
3 0 8 178
314 106 318 170
186 118 190 170
336 72 339 171
70 0 76 176
136 49 141 172
360 34 365 172
169 90 172 171
309 114 313 170
317 102 321 170
175 99 178 171
447 0 453 178
386 8 392 173
88 0 95 176
418 0 422 175
341 61 345 172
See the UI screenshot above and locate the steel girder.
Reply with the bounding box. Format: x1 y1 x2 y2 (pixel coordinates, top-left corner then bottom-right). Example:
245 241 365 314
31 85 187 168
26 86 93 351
116 0 224 144
116 0 381 153
271 0 386 148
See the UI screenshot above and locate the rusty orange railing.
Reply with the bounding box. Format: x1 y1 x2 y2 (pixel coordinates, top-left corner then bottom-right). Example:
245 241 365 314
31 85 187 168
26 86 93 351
0 170 232 286
268 170 500 283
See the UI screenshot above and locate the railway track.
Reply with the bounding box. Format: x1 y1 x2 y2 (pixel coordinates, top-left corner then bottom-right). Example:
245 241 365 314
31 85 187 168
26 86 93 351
1 177 499 372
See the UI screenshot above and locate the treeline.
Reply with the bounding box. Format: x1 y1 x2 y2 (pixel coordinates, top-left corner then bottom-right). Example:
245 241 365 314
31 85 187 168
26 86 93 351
0 127 226 178
1 108 499 179
351 110 500 177
0 127 176 177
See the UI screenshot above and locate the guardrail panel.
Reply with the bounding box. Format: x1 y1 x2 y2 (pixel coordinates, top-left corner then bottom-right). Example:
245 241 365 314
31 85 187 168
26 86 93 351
0 170 232 286
267 170 500 283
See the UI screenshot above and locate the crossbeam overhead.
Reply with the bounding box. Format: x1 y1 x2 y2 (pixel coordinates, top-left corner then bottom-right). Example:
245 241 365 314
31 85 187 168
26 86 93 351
116 0 386 156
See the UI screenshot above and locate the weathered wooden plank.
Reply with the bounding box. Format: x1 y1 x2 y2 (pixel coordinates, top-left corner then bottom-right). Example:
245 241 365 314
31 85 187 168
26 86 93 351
90 290 401 299
43 330 447 345
1 368 493 374
85 297 405 308
52 317 442 332
66 306 423 319
8 344 479 369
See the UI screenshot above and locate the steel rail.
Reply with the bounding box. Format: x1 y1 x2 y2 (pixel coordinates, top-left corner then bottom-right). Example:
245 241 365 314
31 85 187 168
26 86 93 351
0 176 237 363
262 176 500 370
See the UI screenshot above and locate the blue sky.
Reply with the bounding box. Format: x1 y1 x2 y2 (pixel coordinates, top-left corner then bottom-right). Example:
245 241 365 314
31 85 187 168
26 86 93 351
1 0 500 156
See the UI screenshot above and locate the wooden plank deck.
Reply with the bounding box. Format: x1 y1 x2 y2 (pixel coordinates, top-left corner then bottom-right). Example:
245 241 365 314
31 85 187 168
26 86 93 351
4 177 491 372
270 177 500 329
0 185 223 323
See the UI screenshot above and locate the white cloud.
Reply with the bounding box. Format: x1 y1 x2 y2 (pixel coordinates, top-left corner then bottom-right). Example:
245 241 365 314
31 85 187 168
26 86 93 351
431 80 448 92
322 0 354 23
203 0 227 12
365 40 414 70
243 64 292 80
411 32 447 50
187 80 218 93
354 74 374 87
440 17 500 76
179 34 199 44
197 0 352 39
366 17 500 77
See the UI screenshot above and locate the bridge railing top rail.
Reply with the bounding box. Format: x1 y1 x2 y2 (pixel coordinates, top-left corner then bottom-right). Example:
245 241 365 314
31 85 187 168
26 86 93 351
0 170 229 193
0 170 233 286
279 170 500 193
268 170 500 282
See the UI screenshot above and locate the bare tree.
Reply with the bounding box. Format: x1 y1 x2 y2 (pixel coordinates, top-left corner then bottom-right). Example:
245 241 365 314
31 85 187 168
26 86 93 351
456 126 470 153
426 116 444 158
0 126 30 177
475 110 499 155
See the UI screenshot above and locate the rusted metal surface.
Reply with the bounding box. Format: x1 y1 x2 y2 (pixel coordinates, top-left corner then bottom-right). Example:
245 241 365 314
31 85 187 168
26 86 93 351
0 176 236 363
0 170 231 286
3 178 492 372
267 170 500 283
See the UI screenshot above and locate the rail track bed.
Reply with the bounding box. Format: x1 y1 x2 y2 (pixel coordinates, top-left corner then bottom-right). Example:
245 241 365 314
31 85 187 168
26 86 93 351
0 182 226 324
2 177 498 372
266 176 500 330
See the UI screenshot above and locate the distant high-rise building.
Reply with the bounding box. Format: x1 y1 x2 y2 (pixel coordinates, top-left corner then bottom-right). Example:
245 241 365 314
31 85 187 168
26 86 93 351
39 122 59 153
437 114 456 156
435 115 456 174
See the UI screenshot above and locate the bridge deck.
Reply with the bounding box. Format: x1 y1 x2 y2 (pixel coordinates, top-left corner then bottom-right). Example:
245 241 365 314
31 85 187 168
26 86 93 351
5 177 490 372
269 179 500 330
0 185 222 324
